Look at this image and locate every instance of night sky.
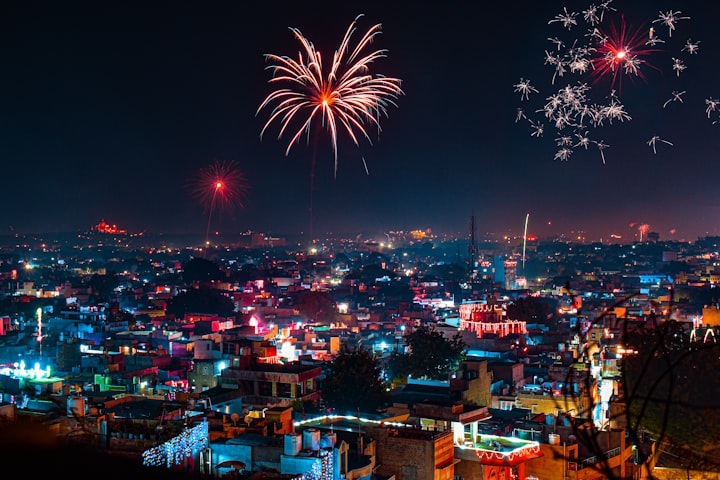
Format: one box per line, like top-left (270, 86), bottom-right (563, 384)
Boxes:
top-left (3, 0), bottom-right (719, 242)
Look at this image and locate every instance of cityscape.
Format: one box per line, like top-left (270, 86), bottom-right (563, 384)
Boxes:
top-left (0, 220), bottom-right (718, 480)
top-left (3, 0), bottom-right (720, 479)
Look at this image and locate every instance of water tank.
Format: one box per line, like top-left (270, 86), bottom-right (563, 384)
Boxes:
top-left (284, 432), bottom-right (302, 456)
top-left (67, 396), bottom-right (86, 417)
top-left (548, 433), bottom-right (560, 445)
top-left (320, 432), bottom-right (336, 448)
top-left (303, 428), bottom-right (321, 451)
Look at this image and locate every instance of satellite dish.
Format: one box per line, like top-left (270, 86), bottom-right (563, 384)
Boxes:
top-left (230, 413), bottom-right (240, 426)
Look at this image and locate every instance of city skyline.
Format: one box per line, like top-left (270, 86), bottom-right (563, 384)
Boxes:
top-left (3, 0), bottom-right (720, 242)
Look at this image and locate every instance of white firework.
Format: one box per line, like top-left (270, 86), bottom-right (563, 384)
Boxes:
top-left (647, 135), bottom-right (673, 154)
top-left (671, 57), bottom-right (686, 76)
top-left (653, 10), bottom-right (690, 38)
top-left (549, 7), bottom-right (579, 30)
top-left (514, 78), bottom-right (539, 101)
top-left (706, 98), bottom-right (720, 118)
top-left (600, 99), bottom-right (631, 124)
top-left (574, 131), bottom-right (591, 149)
top-left (554, 147), bottom-right (573, 161)
top-left (514, 1), bottom-right (695, 164)
top-left (529, 119), bottom-right (544, 137)
top-left (556, 135), bottom-right (573, 146)
top-left (594, 140), bottom-right (610, 164)
top-left (662, 91), bottom-right (685, 108)
top-left (682, 38), bottom-right (700, 54)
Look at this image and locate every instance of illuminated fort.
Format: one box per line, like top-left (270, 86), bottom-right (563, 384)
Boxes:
top-left (458, 302), bottom-right (527, 338)
top-left (92, 219), bottom-right (127, 234)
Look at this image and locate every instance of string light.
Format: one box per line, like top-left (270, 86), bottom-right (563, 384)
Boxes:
top-left (142, 420), bottom-right (208, 468)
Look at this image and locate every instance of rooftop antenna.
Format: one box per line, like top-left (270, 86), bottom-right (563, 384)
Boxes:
top-left (522, 213), bottom-right (530, 272)
top-left (468, 212), bottom-right (477, 282)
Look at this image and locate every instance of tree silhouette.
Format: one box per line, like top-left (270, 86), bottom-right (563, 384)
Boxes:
top-left (388, 323), bottom-right (466, 382)
top-left (181, 257), bottom-right (226, 285)
top-left (165, 288), bottom-right (234, 319)
top-left (506, 296), bottom-right (556, 328)
top-left (321, 343), bottom-right (389, 415)
top-left (555, 292), bottom-right (720, 479)
top-left (293, 290), bottom-right (337, 324)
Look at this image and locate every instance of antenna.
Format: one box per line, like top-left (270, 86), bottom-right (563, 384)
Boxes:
top-left (522, 213), bottom-right (530, 272)
top-left (468, 212), bottom-right (477, 282)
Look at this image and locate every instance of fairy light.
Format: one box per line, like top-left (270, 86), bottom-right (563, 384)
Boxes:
top-left (142, 420), bottom-right (208, 468)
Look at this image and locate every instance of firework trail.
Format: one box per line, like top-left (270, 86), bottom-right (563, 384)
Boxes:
top-left (189, 160), bottom-right (249, 246)
top-left (257, 14), bottom-right (404, 177)
top-left (514, 1), bottom-right (699, 164)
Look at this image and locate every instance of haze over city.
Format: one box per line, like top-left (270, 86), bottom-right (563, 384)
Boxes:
top-left (3, 0), bottom-right (720, 242)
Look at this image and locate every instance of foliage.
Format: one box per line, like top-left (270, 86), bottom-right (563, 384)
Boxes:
top-left (181, 257), bottom-right (226, 285)
top-left (321, 343), bottom-right (389, 415)
top-left (622, 320), bottom-right (720, 470)
top-left (389, 323), bottom-right (466, 381)
top-left (293, 290), bottom-right (338, 324)
top-left (506, 296), bottom-right (556, 328)
top-left (355, 263), bottom-right (395, 285)
top-left (87, 272), bottom-right (119, 301)
top-left (426, 262), bottom-right (467, 284)
top-left (165, 287), bottom-right (234, 319)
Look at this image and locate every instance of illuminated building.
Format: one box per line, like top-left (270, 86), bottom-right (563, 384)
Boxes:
top-left (219, 360), bottom-right (322, 406)
top-left (459, 302), bottom-right (527, 339)
top-left (92, 219), bottom-right (127, 234)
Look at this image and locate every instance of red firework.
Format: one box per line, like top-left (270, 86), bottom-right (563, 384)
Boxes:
top-left (189, 160), bottom-right (249, 243)
top-left (589, 15), bottom-right (663, 92)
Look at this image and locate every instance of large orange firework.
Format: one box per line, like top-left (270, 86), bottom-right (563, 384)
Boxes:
top-left (257, 14), bottom-right (404, 177)
top-left (189, 160), bottom-right (249, 244)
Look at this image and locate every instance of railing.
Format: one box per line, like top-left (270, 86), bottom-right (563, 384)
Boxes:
top-left (579, 447), bottom-right (621, 469)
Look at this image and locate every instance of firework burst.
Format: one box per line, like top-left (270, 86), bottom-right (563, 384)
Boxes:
top-left (588, 15), bottom-right (663, 91)
top-left (257, 14), bottom-right (404, 177)
top-left (189, 160), bottom-right (249, 244)
top-left (514, 2), bottom-right (698, 164)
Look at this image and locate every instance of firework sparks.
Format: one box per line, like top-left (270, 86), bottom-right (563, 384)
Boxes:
top-left (653, 10), bottom-right (690, 38)
top-left (514, 2), bottom-right (697, 164)
top-left (514, 78), bottom-right (538, 101)
top-left (647, 135), bottom-right (673, 154)
top-left (189, 160), bottom-right (249, 244)
top-left (682, 38), bottom-right (700, 54)
top-left (257, 14), bottom-right (404, 177)
top-left (662, 90), bottom-right (685, 108)
top-left (705, 98), bottom-right (719, 118)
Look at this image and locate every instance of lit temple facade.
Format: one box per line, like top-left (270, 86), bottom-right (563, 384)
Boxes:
top-left (459, 302), bottom-right (527, 338)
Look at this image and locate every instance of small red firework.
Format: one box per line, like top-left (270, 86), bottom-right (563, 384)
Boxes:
top-left (589, 15), bottom-right (662, 92)
top-left (189, 160), bottom-right (249, 242)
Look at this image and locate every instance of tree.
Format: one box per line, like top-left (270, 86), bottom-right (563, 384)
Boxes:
top-left (165, 288), bottom-right (235, 319)
top-left (293, 290), bottom-right (337, 324)
top-left (87, 272), bottom-right (119, 301)
top-left (389, 324), bottom-right (466, 381)
top-left (623, 320), bottom-right (720, 470)
top-left (321, 343), bottom-right (389, 415)
top-left (181, 257), bottom-right (226, 285)
top-left (506, 296), bottom-right (557, 329)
